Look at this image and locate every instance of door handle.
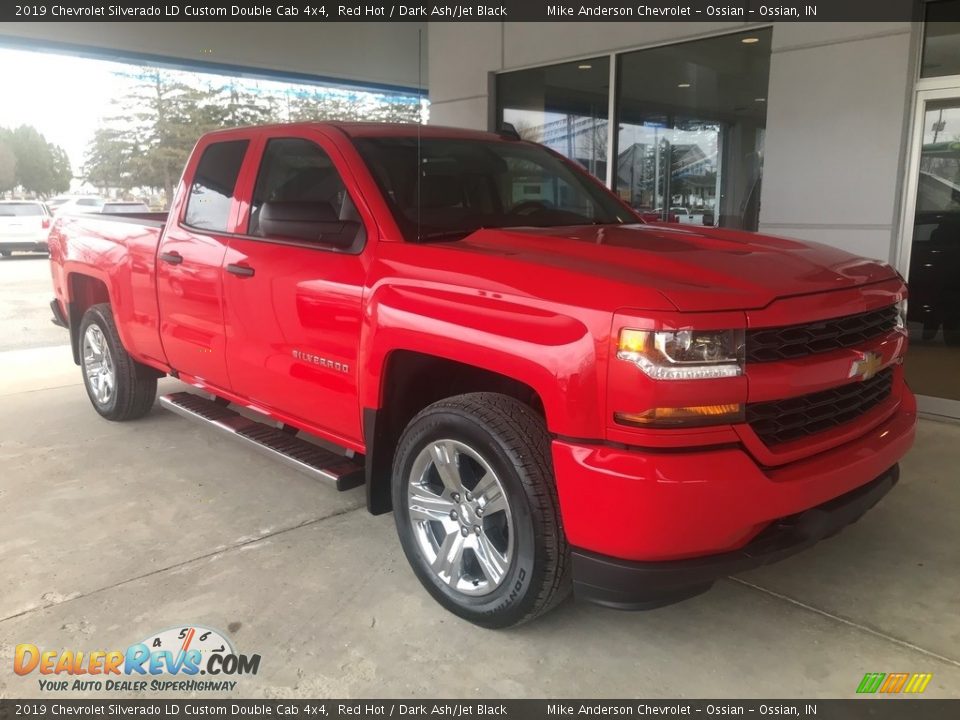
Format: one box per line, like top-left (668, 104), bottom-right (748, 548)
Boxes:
top-left (159, 251), bottom-right (183, 265)
top-left (226, 263), bottom-right (255, 278)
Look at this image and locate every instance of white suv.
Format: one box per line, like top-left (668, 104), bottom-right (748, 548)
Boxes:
top-left (53, 196), bottom-right (105, 216)
top-left (0, 201), bottom-right (52, 256)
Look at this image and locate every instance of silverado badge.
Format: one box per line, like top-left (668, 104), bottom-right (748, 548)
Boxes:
top-left (292, 349), bottom-right (349, 374)
top-left (849, 350), bottom-right (884, 381)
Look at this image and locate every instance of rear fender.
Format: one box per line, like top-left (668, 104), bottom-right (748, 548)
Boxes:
top-left (55, 215), bottom-right (168, 372)
top-left (66, 270), bottom-right (111, 363)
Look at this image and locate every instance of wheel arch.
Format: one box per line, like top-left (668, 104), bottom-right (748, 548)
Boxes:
top-left (363, 350), bottom-right (548, 515)
top-left (67, 273), bottom-right (111, 364)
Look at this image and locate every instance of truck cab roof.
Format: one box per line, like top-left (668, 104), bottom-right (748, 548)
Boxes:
top-left (200, 121), bottom-right (512, 143)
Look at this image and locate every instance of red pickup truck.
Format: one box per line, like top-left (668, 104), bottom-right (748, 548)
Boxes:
top-left (48, 123), bottom-right (916, 628)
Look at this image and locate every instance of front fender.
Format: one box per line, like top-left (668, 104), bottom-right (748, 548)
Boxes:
top-left (360, 282), bottom-right (609, 438)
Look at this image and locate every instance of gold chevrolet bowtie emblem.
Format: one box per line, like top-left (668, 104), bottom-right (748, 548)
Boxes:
top-left (849, 351), bottom-right (884, 381)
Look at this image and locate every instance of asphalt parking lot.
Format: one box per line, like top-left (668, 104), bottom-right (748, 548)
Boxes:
top-left (1, 254), bottom-right (959, 699)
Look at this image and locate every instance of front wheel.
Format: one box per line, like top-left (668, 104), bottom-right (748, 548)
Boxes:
top-left (392, 393), bottom-right (570, 628)
top-left (79, 303), bottom-right (158, 421)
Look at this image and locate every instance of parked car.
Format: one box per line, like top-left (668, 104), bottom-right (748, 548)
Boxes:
top-left (100, 201), bottom-right (151, 215)
top-left (54, 196), bottom-right (105, 216)
top-left (0, 200), bottom-right (52, 256)
top-left (48, 122), bottom-right (916, 627)
top-left (47, 196), bottom-right (73, 213)
top-left (667, 206), bottom-right (711, 225)
top-left (637, 207), bottom-right (679, 223)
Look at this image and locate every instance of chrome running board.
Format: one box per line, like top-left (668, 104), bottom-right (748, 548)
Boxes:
top-left (159, 392), bottom-right (364, 491)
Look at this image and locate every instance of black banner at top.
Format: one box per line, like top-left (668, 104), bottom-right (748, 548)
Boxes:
top-left (0, 0), bottom-right (937, 23)
top-left (0, 700), bottom-right (959, 720)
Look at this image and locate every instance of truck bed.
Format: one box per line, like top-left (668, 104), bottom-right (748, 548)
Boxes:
top-left (95, 211), bottom-right (168, 226)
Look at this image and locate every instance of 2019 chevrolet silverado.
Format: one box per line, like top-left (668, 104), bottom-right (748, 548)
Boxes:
top-left (48, 123), bottom-right (916, 627)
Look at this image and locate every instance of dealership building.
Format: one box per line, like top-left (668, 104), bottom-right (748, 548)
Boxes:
top-left (428, 10), bottom-right (960, 419)
top-left (2, 8), bottom-right (959, 419)
top-left (3, 0), bottom-right (960, 697)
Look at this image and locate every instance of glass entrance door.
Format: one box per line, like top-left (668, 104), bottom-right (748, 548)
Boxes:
top-left (900, 92), bottom-right (960, 417)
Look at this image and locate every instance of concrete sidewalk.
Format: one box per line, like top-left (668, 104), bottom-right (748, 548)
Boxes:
top-left (1, 347), bottom-right (958, 698)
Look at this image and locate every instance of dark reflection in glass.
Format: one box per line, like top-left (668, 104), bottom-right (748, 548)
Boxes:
top-left (496, 57), bottom-right (610, 182)
top-left (616, 29), bottom-right (770, 230)
top-left (905, 99), bottom-right (960, 402)
top-left (922, 1), bottom-right (960, 78)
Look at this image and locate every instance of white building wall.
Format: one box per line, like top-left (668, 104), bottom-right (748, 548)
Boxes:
top-left (759, 23), bottom-right (914, 263)
top-left (428, 21), bottom-right (917, 263)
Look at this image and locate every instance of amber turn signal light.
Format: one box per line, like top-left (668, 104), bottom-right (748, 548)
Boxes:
top-left (614, 404), bottom-right (744, 428)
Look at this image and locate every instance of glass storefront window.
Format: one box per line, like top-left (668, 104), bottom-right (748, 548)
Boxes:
top-left (922, 0), bottom-right (960, 78)
top-left (616, 29), bottom-right (771, 229)
top-left (903, 98), bottom-right (960, 403)
top-left (496, 57), bottom-right (610, 181)
top-left (494, 32), bottom-right (771, 230)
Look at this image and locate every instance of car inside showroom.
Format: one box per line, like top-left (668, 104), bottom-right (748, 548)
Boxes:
top-left (0, 1), bottom-right (957, 715)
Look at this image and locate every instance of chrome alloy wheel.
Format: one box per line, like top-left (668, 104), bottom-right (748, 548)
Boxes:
top-left (83, 325), bottom-right (115, 406)
top-left (407, 439), bottom-right (514, 596)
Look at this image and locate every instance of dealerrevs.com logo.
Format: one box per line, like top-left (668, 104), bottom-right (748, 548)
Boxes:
top-left (14, 625), bottom-right (260, 693)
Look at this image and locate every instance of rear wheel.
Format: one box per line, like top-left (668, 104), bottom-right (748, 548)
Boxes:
top-left (79, 304), bottom-right (158, 421)
top-left (392, 392), bottom-right (570, 628)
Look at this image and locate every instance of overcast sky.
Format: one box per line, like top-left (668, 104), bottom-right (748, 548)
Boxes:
top-left (0, 48), bottom-right (132, 174)
top-left (0, 47), bottom-right (423, 190)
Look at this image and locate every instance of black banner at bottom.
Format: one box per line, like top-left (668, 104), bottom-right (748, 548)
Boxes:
top-left (0, 700), bottom-right (958, 720)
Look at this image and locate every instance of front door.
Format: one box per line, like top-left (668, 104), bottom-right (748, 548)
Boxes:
top-left (157, 137), bottom-right (250, 391)
top-left (899, 90), bottom-right (960, 418)
top-left (222, 134), bottom-right (369, 446)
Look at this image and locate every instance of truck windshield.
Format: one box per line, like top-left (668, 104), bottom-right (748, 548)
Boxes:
top-left (353, 136), bottom-right (634, 241)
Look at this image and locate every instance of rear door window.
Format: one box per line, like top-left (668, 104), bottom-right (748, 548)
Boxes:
top-left (184, 140), bottom-right (249, 232)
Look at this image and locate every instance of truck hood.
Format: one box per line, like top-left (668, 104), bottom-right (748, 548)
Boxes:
top-left (449, 223), bottom-right (898, 311)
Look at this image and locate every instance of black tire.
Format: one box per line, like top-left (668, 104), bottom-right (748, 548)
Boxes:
top-left (392, 392), bottom-right (570, 628)
top-left (78, 303), bottom-right (158, 421)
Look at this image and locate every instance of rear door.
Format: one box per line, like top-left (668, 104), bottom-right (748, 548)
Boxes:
top-left (156, 135), bottom-right (250, 391)
top-left (222, 132), bottom-right (371, 446)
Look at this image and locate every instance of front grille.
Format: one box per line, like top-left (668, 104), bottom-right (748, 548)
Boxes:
top-left (746, 305), bottom-right (899, 363)
top-left (746, 368), bottom-right (894, 446)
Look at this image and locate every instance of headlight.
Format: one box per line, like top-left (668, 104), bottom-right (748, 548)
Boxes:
top-left (617, 328), bottom-right (744, 380)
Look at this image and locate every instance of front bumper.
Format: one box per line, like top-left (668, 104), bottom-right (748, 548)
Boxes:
top-left (572, 464), bottom-right (898, 609)
top-left (552, 388), bottom-right (916, 609)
